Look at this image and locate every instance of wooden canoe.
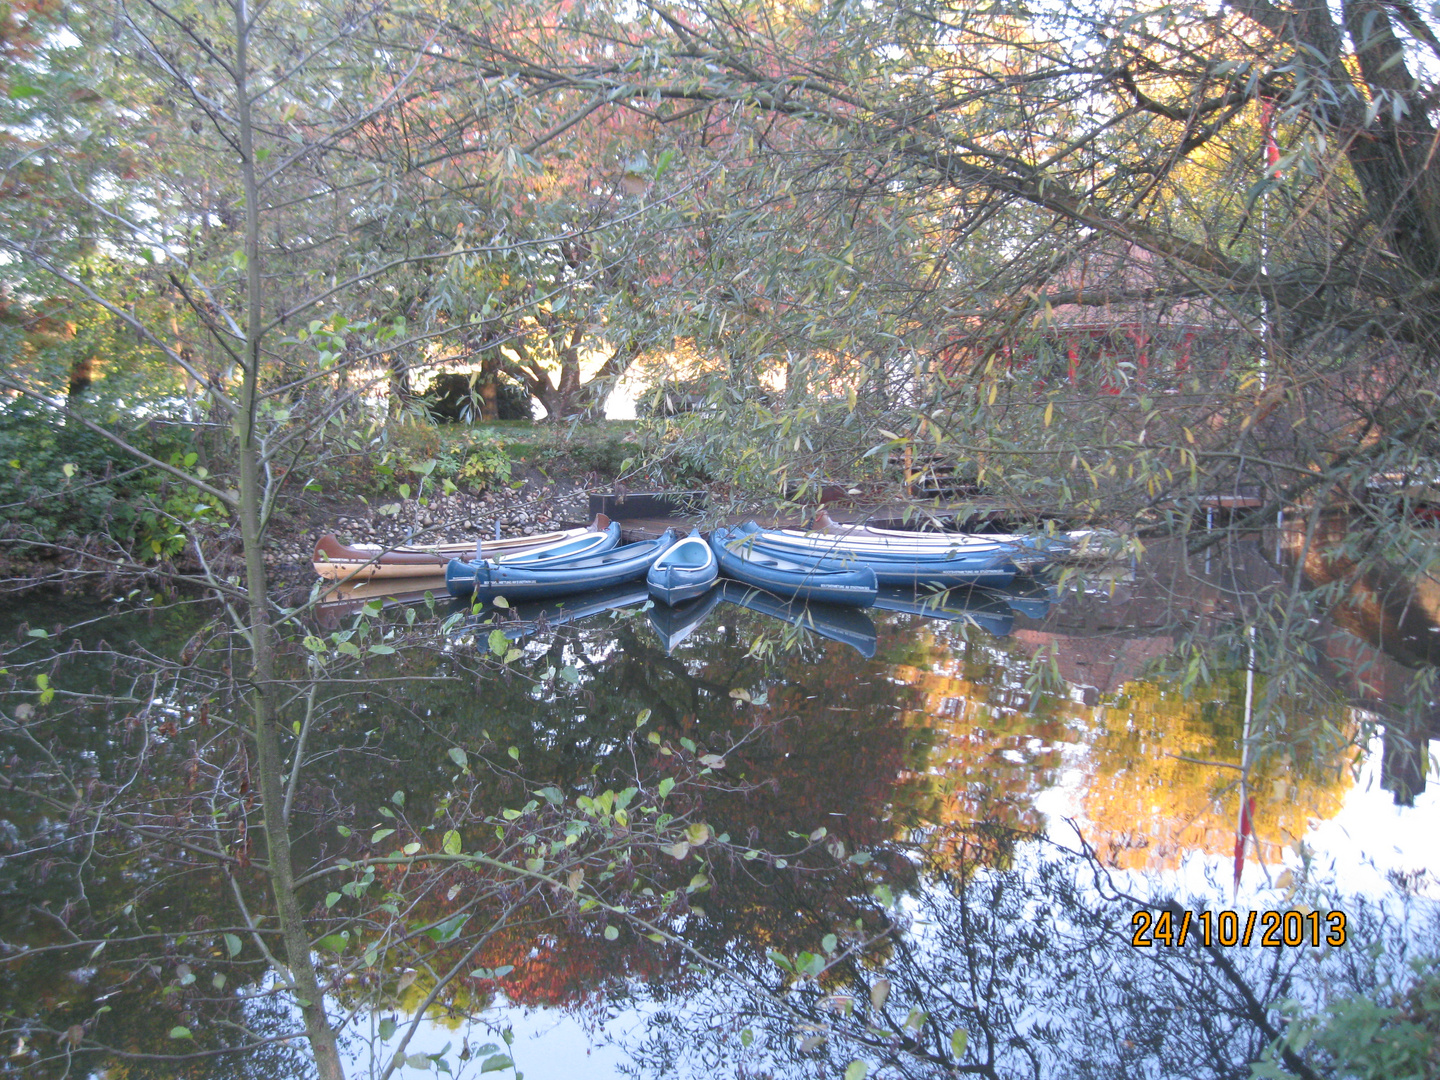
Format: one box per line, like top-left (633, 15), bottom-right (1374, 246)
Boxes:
top-left (312, 515), bottom-right (610, 581)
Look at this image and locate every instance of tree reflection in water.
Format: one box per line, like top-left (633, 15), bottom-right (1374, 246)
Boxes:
top-left (621, 833), bottom-right (1438, 1080)
top-left (2, 565), bottom-right (1435, 1079)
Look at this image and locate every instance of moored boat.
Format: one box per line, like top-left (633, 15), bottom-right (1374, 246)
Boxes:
top-left (646, 530), bottom-right (719, 605)
top-left (313, 515), bottom-right (611, 581)
top-left (710, 527), bottom-right (878, 607)
top-left (811, 509), bottom-right (1071, 569)
top-left (446, 530), bottom-right (678, 600)
top-left (733, 521), bottom-right (1018, 588)
top-left (488, 520), bottom-right (621, 566)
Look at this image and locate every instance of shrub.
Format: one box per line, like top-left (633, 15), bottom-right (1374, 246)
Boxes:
top-left (0, 405), bottom-right (176, 544)
top-left (423, 373), bottom-right (534, 423)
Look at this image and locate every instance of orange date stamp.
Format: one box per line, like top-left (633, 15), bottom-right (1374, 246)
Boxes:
top-left (1130, 909), bottom-right (1347, 948)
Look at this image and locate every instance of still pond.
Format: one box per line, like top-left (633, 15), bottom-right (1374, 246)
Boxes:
top-left (1, 530), bottom-right (1436, 1079)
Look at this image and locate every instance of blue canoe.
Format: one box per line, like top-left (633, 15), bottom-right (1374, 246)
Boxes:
top-left (647, 531), bottom-right (719, 605)
top-left (809, 510), bottom-right (1071, 571)
top-left (446, 530), bottom-right (677, 600)
top-left (710, 527), bottom-right (877, 607)
top-left (733, 521), bottom-right (1017, 588)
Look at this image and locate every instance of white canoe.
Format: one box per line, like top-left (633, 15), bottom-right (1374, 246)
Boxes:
top-left (312, 515), bottom-right (610, 581)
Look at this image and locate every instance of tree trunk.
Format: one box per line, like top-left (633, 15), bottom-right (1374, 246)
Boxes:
top-left (234, 5), bottom-right (346, 1076)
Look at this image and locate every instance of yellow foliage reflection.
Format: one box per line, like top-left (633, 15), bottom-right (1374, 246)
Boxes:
top-left (882, 618), bottom-right (1355, 874)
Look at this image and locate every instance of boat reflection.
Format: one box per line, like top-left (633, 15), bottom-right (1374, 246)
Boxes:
top-left (489, 583), bottom-right (653, 640)
top-left (453, 574), bottom-right (1064, 658)
top-left (717, 580), bottom-right (879, 658)
top-left (313, 575), bottom-right (452, 628)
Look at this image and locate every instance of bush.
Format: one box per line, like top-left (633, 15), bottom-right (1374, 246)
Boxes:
top-left (423, 373), bottom-right (534, 423)
top-left (0, 405), bottom-right (177, 543)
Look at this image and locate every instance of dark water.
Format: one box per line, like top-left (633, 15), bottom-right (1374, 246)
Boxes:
top-left (1, 534), bottom-right (1436, 1079)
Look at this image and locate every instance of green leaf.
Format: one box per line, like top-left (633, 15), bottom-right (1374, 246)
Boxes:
top-left (366, 643), bottom-right (396, 655)
top-left (378, 1017), bottom-right (397, 1041)
top-left (822, 933), bottom-right (838, 954)
top-left (480, 1055), bottom-right (513, 1073)
top-left (443, 829), bottom-right (462, 855)
top-left (447, 747), bottom-right (469, 770)
top-left (317, 932), bottom-right (349, 951)
top-left (426, 912), bottom-right (469, 943)
top-left (371, 828), bottom-right (395, 844)
top-left (224, 933), bottom-right (242, 958)
top-left (507, 746), bottom-right (520, 761)
top-left (488, 629), bottom-right (509, 657)
top-left (657, 777), bottom-right (675, 798)
top-left (325, 892), bottom-right (342, 908)
top-left (950, 1028), bottom-right (968, 1057)
top-left (169, 1026), bottom-right (193, 1040)
top-left (534, 786), bottom-right (564, 805)
top-left (844, 1062), bottom-right (868, 1080)
top-left (604, 925), bottom-right (619, 941)
top-left (559, 665), bottom-right (580, 684)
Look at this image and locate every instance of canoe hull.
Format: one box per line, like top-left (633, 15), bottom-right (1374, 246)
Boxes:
top-left (710, 528), bottom-right (878, 607)
top-left (646, 533), bottom-right (719, 605)
top-left (446, 531), bottom-right (677, 599)
top-left (734, 522), bottom-right (1018, 588)
top-left (812, 509), bottom-right (1071, 570)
